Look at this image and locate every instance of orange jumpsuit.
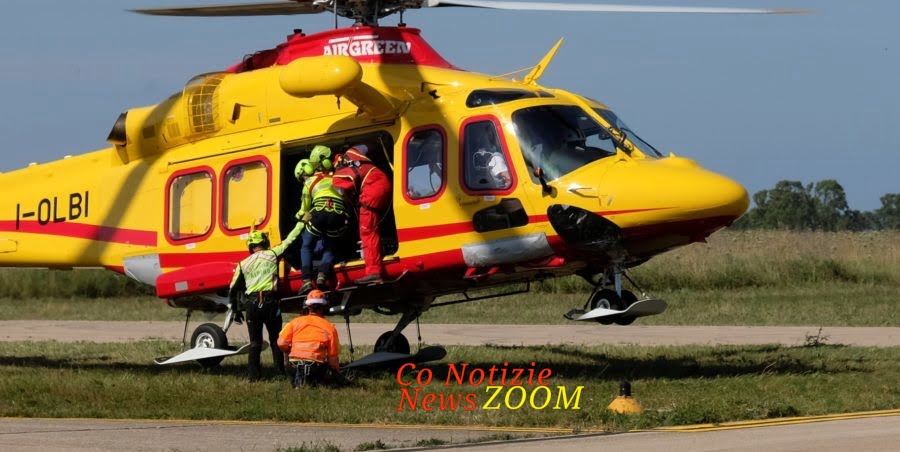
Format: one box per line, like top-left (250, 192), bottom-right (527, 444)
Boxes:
top-left (277, 314), bottom-right (340, 370)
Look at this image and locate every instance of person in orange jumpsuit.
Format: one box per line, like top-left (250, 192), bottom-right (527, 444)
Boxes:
top-left (277, 290), bottom-right (341, 387)
top-left (332, 145), bottom-right (392, 284)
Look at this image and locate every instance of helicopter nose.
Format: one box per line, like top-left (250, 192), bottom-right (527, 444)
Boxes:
top-left (691, 171), bottom-right (750, 221)
top-left (721, 176), bottom-right (750, 219)
top-left (567, 158), bottom-right (750, 227)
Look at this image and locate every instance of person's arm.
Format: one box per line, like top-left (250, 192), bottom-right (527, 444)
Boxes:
top-left (229, 262), bottom-right (243, 290)
top-left (228, 263), bottom-right (246, 319)
top-left (271, 222), bottom-right (304, 257)
top-left (296, 180), bottom-right (312, 221)
top-left (276, 321), bottom-right (293, 353)
top-left (328, 324), bottom-right (341, 371)
top-left (489, 154), bottom-right (511, 188)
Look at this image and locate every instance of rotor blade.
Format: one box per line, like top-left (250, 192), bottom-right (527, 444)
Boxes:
top-left (132, 1), bottom-right (326, 17)
top-left (425, 0), bottom-right (810, 14)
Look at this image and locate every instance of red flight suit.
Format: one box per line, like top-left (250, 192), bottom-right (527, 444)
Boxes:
top-left (333, 147), bottom-right (391, 277)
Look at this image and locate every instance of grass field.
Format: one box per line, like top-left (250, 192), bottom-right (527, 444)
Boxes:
top-left (1, 340), bottom-right (898, 431)
top-left (0, 231), bottom-right (896, 325)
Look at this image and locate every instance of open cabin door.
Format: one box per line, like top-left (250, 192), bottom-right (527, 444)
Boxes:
top-left (279, 131), bottom-right (398, 275)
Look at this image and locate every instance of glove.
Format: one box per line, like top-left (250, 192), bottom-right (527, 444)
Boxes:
top-left (229, 303), bottom-right (244, 325)
top-left (302, 212), bottom-right (312, 222)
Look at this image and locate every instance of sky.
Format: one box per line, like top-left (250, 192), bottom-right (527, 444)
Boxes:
top-left (0, 0), bottom-right (896, 211)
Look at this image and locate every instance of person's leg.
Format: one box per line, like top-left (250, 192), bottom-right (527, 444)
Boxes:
top-left (300, 229), bottom-right (316, 280)
top-left (319, 235), bottom-right (336, 281)
top-left (292, 363), bottom-right (303, 388)
top-left (299, 229), bottom-right (319, 293)
top-left (263, 299), bottom-right (285, 375)
top-left (315, 211), bottom-right (347, 284)
top-left (245, 297), bottom-right (264, 380)
top-left (358, 206), bottom-right (383, 278)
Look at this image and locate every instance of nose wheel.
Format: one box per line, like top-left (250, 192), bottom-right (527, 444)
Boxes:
top-left (588, 289), bottom-right (638, 325)
top-left (565, 266), bottom-right (662, 324)
top-left (190, 323), bottom-right (229, 367)
top-left (374, 331), bottom-right (410, 354)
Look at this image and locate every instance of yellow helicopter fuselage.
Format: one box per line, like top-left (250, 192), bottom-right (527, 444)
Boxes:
top-left (0, 25), bottom-right (748, 311)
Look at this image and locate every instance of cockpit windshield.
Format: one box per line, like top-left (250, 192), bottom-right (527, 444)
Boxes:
top-left (592, 108), bottom-right (663, 159)
top-left (511, 105), bottom-right (661, 182)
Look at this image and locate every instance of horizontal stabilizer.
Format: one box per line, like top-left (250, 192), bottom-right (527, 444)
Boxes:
top-left (155, 343), bottom-right (251, 365)
top-left (575, 298), bottom-right (667, 321)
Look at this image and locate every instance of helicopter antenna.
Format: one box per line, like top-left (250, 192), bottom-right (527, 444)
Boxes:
top-left (524, 38), bottom-right (563, 85)
top-left (399, 9), bottom-right (405, 26)
top-left (333, 0), bottom-right (338, 28)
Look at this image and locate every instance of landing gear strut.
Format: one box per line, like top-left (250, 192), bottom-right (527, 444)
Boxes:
top-left (343, 307), bottom-right (447, 370)
top-left (179, 308), bottom-right (232, 367)
top-left (374, 309), bottom-right (419, 354)
top-left (566, 266), bottom-right (662, 325)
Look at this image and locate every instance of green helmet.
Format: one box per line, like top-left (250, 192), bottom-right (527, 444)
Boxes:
top-left (294, 158), bottom-right (314, 180)
top-left (309, 145), bottom-right (333, 171)
top-left (247, 230), bottom-right (269, 247)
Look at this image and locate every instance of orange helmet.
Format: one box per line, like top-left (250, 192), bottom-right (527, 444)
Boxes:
top-left (305, 290), bottom-right (326, 306)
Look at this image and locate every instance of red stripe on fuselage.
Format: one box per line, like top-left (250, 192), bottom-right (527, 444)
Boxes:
top-left (0, 220), bottom-right (157, 247)
top-left (158, 251), bottom-right (248, 268)
top-left (396, 207), bottom-right (669, 242)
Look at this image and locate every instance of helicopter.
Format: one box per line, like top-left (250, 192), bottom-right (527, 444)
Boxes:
top-left (0, 0), bottom-right (799, 366)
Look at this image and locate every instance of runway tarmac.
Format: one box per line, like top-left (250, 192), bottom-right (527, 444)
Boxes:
top-left (2, 321), bottom-right (899, 347)
top-left (1, 412), bottom-right (898, 451)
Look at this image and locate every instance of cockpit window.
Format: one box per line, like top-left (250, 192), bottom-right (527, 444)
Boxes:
top-left (511, 105), bottom-right (618, 183)
top-left (462, 120), bottom-right (513, 192)
top-left (592, 108), bottom-right (663, 158)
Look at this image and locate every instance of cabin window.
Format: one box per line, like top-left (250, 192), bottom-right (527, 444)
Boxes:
top-left (167, 169), bottom-right (214, 242)
top-left (462, 120), bottom-right (513, 193)
top-left (404, 127), bottom-right (446, 203)
top-left (222, 159), bottom-right (270, 233)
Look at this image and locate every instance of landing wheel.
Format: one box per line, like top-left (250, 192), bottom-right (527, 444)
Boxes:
top-left (614, 290), bottom-right (639, 326)
top-left (589, 289), bottom-right (625, 325)
top-left (190, 323), bottom-right (228, 368)
top-left (374, 331), bottom-right (410, 354)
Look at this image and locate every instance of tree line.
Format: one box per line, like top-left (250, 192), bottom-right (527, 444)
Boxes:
top-left (732, 180), bottom-right (899, 231)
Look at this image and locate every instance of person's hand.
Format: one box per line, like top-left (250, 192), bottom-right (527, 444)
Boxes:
top-left (302, 212), bottom-right (312, 222)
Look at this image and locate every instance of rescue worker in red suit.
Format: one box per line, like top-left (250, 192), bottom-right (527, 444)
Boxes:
top-left (333, 145), bottom-right (392, 284)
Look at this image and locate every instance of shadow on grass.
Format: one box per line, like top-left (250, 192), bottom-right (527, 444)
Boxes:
top-left (342, 343), bottom-right (859, 383)
top-left (0, 342), bottom-right (860, 383)
top-left (0, 355), bottom-right (252, 378)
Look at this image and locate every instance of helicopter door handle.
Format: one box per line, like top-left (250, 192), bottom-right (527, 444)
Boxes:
top-left (567, 186), bottom-right (599, 198)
